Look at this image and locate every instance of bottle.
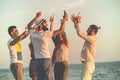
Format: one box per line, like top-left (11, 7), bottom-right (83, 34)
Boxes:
top-left (50, 13), bottom-right (54, 22)
top-left (64, 10), bottom-right (68, 21)
top-left (78, 12), bottom-right (80, 16)
top-left (25, 27), bottom-right (28, 31)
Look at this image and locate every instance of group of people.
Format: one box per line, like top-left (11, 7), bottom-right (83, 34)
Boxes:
top-left (7, 11), bottom-right (100, 80)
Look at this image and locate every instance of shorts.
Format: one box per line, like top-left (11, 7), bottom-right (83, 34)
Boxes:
top-left (10, 63), bottom-right (24, 80)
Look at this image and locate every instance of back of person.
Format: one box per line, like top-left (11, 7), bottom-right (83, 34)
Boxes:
top-left (29, 29), bottom-right (54, 80)
top-left (30, 29), bottom-right (53, 59)
top-left (52, 32), bottom-right (69, 80)
top-left (55, 42), bottom-right (69, 63)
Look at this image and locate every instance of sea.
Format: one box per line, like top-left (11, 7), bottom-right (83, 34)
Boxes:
top-left (0, 61), bottom-right (120, 80)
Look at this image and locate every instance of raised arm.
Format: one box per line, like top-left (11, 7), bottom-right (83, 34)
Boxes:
top-left (10, 31), bottom-right (29, 45)
top-left (27, 12), bottom-right (42, 30)
top-left (71, 14), bottom-right (91, 42)
top-left (50, 16), bottom-right (54, 31)
top-left (53, 12), bottom-right (68, 36)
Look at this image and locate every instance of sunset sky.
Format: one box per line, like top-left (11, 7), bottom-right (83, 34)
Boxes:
top-left (0, 0), bottom-right (120, 69)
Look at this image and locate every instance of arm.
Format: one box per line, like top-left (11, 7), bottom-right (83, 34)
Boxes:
top-left (71, 14), bottom-right (92, 42)
top-left (53, 13), bottom-right (68, 36)
top-left (65, 40), bottom-right (69, 48)
top-left (75, 15), bottom-right (90, 41)
top-left (75, 24), bottom-right (94, 43)
top-left (74, 23), bottom-right (88, 40)
top-left (10, 31), bottom-right (29, 45)
top-left (50, 16), bottom-right (54, 31)
top-left (27, 12), bottom-right (42, 30)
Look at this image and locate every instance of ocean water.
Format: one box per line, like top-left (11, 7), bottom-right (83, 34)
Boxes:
top-left (0, 61), bottom-right (120, 80)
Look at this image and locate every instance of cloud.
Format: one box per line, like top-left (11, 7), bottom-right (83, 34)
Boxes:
top-left (65, 0), bottom-right (86, 10)
top-left (45, 0), bottom-right (86, 13)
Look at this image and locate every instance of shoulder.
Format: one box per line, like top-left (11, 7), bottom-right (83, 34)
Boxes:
top-left (8, 38), bottom-right (13, 44)
top-left (87, 35), bottom-right (97, 42)
top-left (7, 38), bottom-right (13, 47)
top-left (89, 36), bottom-right (97, 40)
top-left (29, 29), bottom-right (34, 33)
top-left (45, 31), bottom-right (53, 34)
top-left (44, 31), bottom-right (53, 37)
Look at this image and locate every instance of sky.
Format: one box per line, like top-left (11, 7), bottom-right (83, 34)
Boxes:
top-left (0, 0), bottom-right (120, 69)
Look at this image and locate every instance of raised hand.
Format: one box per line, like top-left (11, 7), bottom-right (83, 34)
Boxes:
top-left (24, 30), bottom-right (29, 36)
top-left (35, 12), bottom-right (42, 20)
top-left (50, 15), bottom-right (54, 31)
top-left (71, 14), bottom-right (76, 24)
top-left (63, 12), bottom-right (68, 21)
top-left (76, 15), bottom-right (81, 23)
top-left (49, 16), bottom-right (54, 22)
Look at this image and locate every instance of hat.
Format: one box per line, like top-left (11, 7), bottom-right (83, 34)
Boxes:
top-left (35, 19), bottom-right (46, 26)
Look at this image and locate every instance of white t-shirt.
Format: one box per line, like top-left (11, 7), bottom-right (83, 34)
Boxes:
top-left (7, 39), bottom-right (23, 63)
top-left (30, 29), bottom-right (53, 59)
